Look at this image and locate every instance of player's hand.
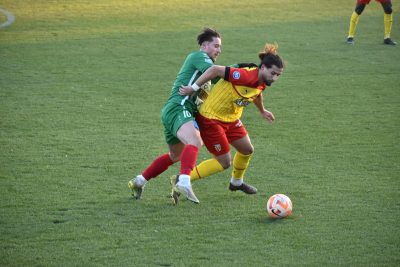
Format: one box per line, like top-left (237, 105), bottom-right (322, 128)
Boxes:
top-left (179, 85), bottom-right (195, 96)
top-left (261, 109), bottom-right (275, 123)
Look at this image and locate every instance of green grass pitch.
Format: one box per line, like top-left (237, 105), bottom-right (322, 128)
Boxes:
top-left (1, 0), bottom-right (399, 266)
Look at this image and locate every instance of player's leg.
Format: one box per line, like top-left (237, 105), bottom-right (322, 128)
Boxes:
top-left (171, 116), bottom-right (233, 204)
top-left (190, 114), bottom-right (231, 182)
top-left (381, 0), bottom-right (397, 45)
top-left (129, 143), bottom-right (182, 199)
top-left (171, 154), bottom-right (226, 203)
top-left (190, 157), bottom-right (226, 181)
top-left (141, 143), bottom-right (182, 181)
top-left (229, 135), bottom-right (257, 194)
top-left (129, 102), bottom-right (186, 200)
top-left (227, 120), bottom-right (257, 194)
top-left (173, 119), bottom-right (202, 203)
top-left (347, 1), bottom-right (368, 44)
top-left (162, 105), bottom-right (201, 204)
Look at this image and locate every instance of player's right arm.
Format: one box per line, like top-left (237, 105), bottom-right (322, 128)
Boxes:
top-left (179, 65), bottom-right (226, 95)
top-left (253, 93), bottom-right (275, 123)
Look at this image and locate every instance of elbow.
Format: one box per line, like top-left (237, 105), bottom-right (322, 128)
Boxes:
top-left (209, 65), bottom-right (226, 79)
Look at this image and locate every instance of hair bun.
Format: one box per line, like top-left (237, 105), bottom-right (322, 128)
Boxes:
top-left (264, 42), bottom-right (278, 55)
top-left (258, 42), bottom-right (278, 60)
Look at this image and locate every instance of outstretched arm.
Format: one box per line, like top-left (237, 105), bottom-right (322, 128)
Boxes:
top-left (253, 93), bottom-right (275, 123)
top-left (179, 65), bottom-right (226, 95)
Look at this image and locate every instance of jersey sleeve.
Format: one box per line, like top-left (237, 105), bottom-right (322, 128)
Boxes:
top-left (224, 67), bottom-right (258, 86)
top-left (190, 52), bottom-right (214, 73)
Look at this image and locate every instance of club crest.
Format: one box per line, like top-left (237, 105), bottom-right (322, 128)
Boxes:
top-left (214, 144), bottom-right (221, 152)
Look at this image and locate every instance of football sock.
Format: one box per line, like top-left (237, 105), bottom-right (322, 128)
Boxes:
top-left (232, 151), bottom-right (252, 180)
top-left (230, 177), bottom-right (243, 186)
top-left (135, 175), bottom-right (147, 186)
top-left (142, 153), bottom-right (174, 180)
top-left (190, 158), bottom-right (224, 182)
top-left (177, 174), bottom-right (191, 186)
top-left (384, 13), bottom-right (393, 39)
top-left (348, 11), bottom-right (360, 38)
top-left (180, 144), bottom-right (199, 176)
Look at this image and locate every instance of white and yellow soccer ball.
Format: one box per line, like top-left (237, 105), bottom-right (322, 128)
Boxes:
top-left (267, 194), bottom-right (293, 219)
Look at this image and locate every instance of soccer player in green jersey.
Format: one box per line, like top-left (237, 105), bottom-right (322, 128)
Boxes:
top-left (128, 27), bottom-right (222, 203)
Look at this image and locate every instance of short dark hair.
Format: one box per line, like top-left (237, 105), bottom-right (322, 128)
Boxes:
top-left (197, 27), bottom-right (221, 45)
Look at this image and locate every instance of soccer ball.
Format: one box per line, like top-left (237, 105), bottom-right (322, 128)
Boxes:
top-left (267, 194), bottom-right (292, 219)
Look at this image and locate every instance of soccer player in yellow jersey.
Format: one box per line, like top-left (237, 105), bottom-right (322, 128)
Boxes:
top-left (347, 0), bottom-right (396, 45)
top-left (171, 43), bottom-right (284, 204)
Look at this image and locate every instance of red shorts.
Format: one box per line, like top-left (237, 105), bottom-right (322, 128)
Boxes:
top-left (196, 114), bottom-right (247, 156)
top-left (357, 0), bottom-right (390, 4)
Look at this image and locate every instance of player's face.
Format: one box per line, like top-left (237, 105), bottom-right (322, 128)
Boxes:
top-left (202, 37), bottom-right (222, 62)
top-left (260, 64), bottom-right (283, 86)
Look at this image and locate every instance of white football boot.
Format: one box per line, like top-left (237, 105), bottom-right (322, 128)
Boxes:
top-left (128, 175), bottom-right (146, 199)
top-left (174, 174), bottom-right (199, 204)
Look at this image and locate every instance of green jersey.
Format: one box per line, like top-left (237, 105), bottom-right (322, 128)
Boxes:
top-left (166, 50), bottom-right (214, 112)
top-left (160, 50), bottom-right (214, 144)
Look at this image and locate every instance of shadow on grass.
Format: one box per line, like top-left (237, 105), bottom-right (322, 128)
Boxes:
top-left (256, 214), bottom-right (303, 224)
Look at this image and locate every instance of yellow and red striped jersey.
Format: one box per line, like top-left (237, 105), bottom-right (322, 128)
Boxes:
top-left (199, 66), bottom-right (266, 122)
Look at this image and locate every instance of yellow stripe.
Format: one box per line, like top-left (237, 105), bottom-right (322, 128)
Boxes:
top-left (200, 80), bottom-right (261, 122)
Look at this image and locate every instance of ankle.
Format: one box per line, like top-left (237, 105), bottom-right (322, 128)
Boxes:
top-left (230, 178), bottom-right (243, 186)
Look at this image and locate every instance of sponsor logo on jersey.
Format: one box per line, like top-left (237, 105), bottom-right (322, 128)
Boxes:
top-left (234, 98), bottom-right (250, 106)
top-left (233, 71), bottom-right (240, 79)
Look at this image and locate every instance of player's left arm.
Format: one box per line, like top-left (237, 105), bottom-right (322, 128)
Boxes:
top-left (253, 93), bottom-right (275, 123)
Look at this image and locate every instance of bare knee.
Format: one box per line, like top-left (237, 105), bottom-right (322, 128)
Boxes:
top-left (168, 143), bottom-right (184, 162)
top-left (189, 138), bottom-right (203, 148)
top-left (239, 145), bottom-right (254, 156)
top-left (216, 154), bottom-right (232, 169)
top-left (168, 152), bottom-right (180, 163)
top-left (219, 159), bottom-right (231, 169)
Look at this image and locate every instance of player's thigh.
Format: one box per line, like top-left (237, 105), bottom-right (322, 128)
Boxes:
top-left (176, 120), bottom-right (202, 147)
top-left (161, 103), bottom-right (197, 145)
top-left (197, 115), bottom-right (230, 156)
top-left (231, 135), bottom-right (254, 155)
top-left (226, 120), bottom-right (252, 154)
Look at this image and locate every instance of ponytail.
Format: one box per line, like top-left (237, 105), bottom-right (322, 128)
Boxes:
top-left (258, 42), bottom-right (283, 68)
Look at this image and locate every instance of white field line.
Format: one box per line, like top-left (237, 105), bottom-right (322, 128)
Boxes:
top-left (0, 8), bottom-right (15, 29)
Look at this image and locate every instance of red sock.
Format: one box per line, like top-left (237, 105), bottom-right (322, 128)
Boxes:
top-left (180, 144), bottom-right (199, 175)
top-left (142, 153), bottom-right (174, 180)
